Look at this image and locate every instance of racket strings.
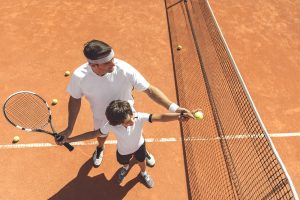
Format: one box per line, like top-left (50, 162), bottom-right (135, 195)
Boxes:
top-left (4, 93), bottom-right (50, 129)
top-left (8, 101), bottom-right (47, 128)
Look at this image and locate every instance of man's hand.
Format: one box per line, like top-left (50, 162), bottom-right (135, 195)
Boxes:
top-left (176, 107), bottom-right (191, 121)
top-left (176, 107), bottom-right (190, 113)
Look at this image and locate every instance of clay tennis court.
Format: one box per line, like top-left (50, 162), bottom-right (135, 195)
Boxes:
top-left (0, 0), bottom-right (299, 199)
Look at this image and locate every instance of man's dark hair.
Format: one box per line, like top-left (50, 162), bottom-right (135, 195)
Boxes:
top-left (105, 100), bottom-right (133, 126)
top-left (83, 40), bottom-right (112, 60)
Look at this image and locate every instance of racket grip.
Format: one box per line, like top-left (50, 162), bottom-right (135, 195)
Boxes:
top-left (63, 142), bottom-right (74, 151)
top-left (55, 135), bottom-right (74, 151)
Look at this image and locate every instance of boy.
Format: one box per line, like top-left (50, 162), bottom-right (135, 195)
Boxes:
top-left (66, 100), bottom-right (198, 188)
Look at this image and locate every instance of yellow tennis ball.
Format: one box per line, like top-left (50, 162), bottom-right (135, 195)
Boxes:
top-left (177, 45), bottom-right (182, 50)
top-left (64, 71), bottom-right (71, 77)
top-left (52, 99), bottom-right (58, 105)
top-left (194, 111), bottom-right (204, 120)
top-left (13, 136), bottom-right (20, 143)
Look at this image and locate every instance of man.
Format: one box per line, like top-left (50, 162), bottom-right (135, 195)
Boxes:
top-left (58, 40), bottom-right (189, 168)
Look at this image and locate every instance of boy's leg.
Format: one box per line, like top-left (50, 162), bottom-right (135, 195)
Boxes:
top-left (138, 161), bottom-right (146, 173)
top-left (92, 135), bottom-right (107, 167)
top-left (135, 143), bottom-right (154, 188)
top-left (116, 151), bottom-right (132, 183)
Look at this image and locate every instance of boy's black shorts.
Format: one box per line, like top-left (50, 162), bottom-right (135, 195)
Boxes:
top-left (116, 142), bottom-right (146, 165)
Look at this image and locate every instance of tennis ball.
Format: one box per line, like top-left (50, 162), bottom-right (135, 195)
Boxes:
top-left (194, 111), bottom-right (204, 120)
top-left (13, 136), bottom-right (20, 143)
top-left (176, 45), bottom-right (182, 50)
top-left (64, 71), bottom-right (71, 77)
top-left (52, 99), bottom-right (58, 105)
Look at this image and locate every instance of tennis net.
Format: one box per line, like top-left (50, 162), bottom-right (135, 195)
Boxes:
top-left (164, 0), bottom-right (298, 199)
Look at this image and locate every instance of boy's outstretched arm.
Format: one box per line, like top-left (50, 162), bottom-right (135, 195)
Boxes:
top-left (66, 129), bottom-right (106, 143)
top-left (151, 111), bottom-right (193, 122)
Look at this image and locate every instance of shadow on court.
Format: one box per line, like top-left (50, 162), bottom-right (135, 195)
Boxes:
top-left (48, 158), bottom-right (140, 200)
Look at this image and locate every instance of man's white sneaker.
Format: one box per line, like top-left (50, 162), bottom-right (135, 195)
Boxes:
top-left (93, 147), bottom-right (104, 168)
top-left (146, 152), bottom-right (155, 167)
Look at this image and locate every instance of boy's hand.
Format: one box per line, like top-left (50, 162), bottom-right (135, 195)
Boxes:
top-left (55, 128), bottom-right (72, 145)
top-left (176, 107), bottom-right (191, 122)
top-left (179, 111), bottom-right (195, 121)
top-left (179, 108), bottom-right (203, 121)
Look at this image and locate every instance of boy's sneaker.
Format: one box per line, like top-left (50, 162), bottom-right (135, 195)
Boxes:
top-left (93, 147), bottom-right (104, 168)
top-left (118, 167), bottom-right (129, 183)
top-left (140, 173), bottom-right (154, 188)
top-left (146, 152), bottom-right (155, 167)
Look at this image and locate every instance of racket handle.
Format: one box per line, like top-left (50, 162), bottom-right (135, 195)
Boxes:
top-left (55, 135), bottom-right (74, 152)
top-left (63, 142), bottom-right (74, 151)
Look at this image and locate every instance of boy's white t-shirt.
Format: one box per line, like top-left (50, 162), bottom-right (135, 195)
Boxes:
top-left (100, 112), bottom-right (150, 155)
top-left (67, 58), bottom-right (150, 129)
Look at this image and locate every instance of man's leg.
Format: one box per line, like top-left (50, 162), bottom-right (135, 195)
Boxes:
top-left (92, 136), bottom-right (107, 167)
top-left (145, 142), bottom-right (156, 167)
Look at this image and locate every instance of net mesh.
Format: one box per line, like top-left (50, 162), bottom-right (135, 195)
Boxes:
top-left (3, 92), bottom-right (50, 129)
top-left (165, 0), bottom-right (297, 199)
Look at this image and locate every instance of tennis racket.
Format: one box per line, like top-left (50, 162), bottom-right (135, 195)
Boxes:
top-left (3, 91), bottom-right (74, 151)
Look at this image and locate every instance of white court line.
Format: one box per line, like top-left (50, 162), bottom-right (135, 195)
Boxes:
top-left (0, 132), bottom-right (299, 149)
top-left (269, 132), bottom-right (300, 137)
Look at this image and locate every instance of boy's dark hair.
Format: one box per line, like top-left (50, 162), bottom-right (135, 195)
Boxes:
top-left (83, 40), bottom-right (112, 60)
top-left (105, 100), bottom-right (133, 126)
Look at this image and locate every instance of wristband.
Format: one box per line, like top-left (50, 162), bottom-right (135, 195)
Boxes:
top-left (168, 103), bottom-right (179, 112)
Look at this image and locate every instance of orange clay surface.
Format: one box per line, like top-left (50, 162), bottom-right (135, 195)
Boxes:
top-left (0, 0), bottom-right (299, 199)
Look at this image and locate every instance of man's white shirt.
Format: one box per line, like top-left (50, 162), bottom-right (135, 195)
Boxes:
top-left (67, 58), bottom-right (150, 129)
